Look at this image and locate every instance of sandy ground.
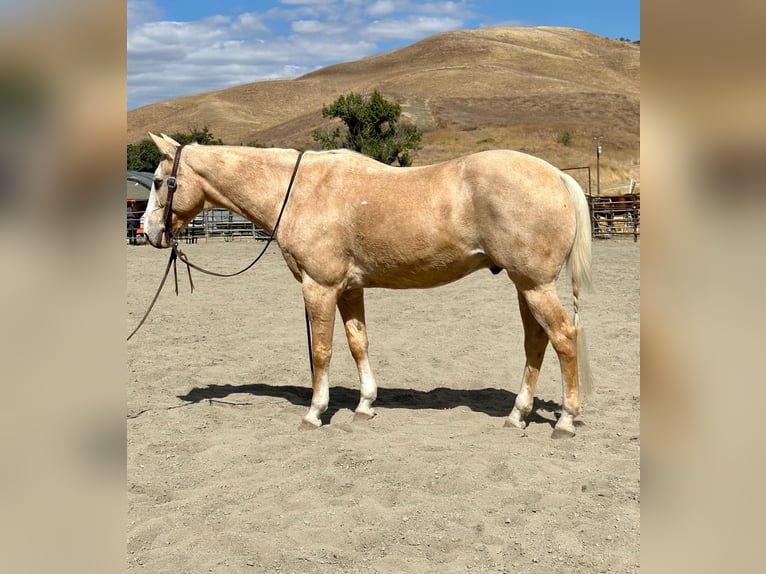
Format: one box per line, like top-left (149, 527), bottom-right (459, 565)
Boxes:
top-left (127, 237), bottom-right (639, 573)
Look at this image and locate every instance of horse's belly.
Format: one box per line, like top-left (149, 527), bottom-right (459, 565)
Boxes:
top-left (356, 249), bottom-right (492, 289)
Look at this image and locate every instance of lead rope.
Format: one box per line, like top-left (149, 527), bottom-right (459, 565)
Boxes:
top-left (126, 249), bottom-right (178, 341)
top-left (127, 151), bottom-right (305, 341)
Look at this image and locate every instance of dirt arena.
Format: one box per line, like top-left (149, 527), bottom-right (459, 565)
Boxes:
top-left (127, 237), bottom-right (639, 573)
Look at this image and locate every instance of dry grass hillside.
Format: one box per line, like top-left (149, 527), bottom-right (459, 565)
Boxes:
top-left (127, 26), bottom-right (639, 191)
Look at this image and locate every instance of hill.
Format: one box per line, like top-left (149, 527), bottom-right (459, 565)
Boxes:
top-left (127, 26), bottom-right (639, 189)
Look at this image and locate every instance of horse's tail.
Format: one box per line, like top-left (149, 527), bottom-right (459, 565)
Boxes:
top-left (560, 171), bottom-right (593, 398)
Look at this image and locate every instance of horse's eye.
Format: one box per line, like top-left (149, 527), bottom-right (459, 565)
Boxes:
top-left (153, 178), bottom-right (163, 189)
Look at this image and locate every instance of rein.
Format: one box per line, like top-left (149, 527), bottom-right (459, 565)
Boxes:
top-left (127, 149), bottom-right (305, 342)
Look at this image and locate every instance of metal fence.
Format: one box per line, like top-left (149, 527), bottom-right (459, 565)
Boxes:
top-left (183, 209), bottom-right (270, 242)
top-left (130, 208), bottom-right (270, 243)
top-left (589, 193), bottom-right (640, 241)
top-left (561, 167), bottom-right (640, 241)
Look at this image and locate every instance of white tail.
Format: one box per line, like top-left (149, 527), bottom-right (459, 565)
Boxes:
top-left (560, 172), bottom-right (593, 398)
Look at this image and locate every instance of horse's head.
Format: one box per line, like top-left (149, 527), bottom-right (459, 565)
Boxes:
top-left (144, 133), bottom-right (205, 248)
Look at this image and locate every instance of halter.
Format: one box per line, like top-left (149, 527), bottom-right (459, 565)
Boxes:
top-left (163, 144), bottom-right (186, 246)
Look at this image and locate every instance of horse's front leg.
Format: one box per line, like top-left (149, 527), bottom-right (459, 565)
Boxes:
top-left (338, 288), bottom-right (377, 422)
top-left (299, 278), bottom-right (338, 430)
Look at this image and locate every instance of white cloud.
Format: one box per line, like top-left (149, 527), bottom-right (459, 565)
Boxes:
top-left (366, 0), bottom-right (471, 19)
top-left (128, 13), bottom-right (380, 108)
top-left (291, 19), bottom-right (348, 34)
top-left (367, 0), bottom-right (398, 17)
top-left (233, 13), bottom-right (268, 34)
top-left (419, 1), bottom-right (465, 16)
top-left (127, 0), bottom-right (470, 109)
top-left (279, 0), bottom-right (338, 4)
top-left (127, 0), bottom-right (163, 29)
top-left (365, 15), bottom-right (462, 40)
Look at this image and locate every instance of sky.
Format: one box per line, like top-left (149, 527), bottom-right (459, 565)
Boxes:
top-left (127, 0), bottom-right (640, 110)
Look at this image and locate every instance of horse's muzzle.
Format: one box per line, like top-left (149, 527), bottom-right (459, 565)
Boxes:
top-left (144, 227), bottom-right (170, 249)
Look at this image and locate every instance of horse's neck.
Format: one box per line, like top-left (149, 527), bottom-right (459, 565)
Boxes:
top-left (195, 147), bottom-right (298, 232)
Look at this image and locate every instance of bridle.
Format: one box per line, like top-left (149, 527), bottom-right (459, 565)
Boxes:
top-left (162, 144), bottom-right (186, 247)
top-left (127, 148), bottom-right (307, 345)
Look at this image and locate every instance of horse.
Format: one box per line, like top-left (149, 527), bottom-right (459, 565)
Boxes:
top-left (143, 133), bottom-right (593, 438)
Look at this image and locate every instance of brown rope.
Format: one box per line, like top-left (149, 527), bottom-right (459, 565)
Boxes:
top-left (126, 248), bottom-right (178, 341)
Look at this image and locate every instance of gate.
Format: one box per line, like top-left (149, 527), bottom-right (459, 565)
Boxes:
top-left (561, 167), bottom-right (640, 241)
top-left (588, 194), bottom-right (640, 241)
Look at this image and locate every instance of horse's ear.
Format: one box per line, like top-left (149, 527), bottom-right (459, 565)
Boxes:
top-left (160, 133), bottom-right (182, 146)
top-left (149, 132), bottom-right (177, 159)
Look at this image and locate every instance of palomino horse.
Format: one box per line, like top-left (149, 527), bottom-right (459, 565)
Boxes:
top-left (143, 133), bottom-right (593, 438)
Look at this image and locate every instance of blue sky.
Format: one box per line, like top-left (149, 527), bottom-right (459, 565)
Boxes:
top-left (128, 0), bottom-right (640, 110)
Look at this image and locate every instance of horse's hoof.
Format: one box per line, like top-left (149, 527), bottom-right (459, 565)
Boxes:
top-left (551, 427), bottom-right (575, 439)
top-left (352, 410), bottom-right (376, 423)
top-left (298, 418), bottom-right (321, 431)
top-left (504, 413), bottom-right (526, 429)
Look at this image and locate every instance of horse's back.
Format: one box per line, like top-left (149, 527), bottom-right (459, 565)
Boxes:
top-left (282, 149), bottom-right (578, 288)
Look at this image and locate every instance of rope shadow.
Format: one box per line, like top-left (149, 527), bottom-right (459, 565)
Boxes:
top-left (177, 383), bottom-right (562, 427)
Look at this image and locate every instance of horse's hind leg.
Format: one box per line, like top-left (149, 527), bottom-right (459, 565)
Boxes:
top-left (518, 284), bottom-right (581, 438)
top-left (505, 292), bottom-right (549, 430)
top-left (299, 278), bottom-right (338, 430)
top-left (338, 288), bottom-right (377, 421)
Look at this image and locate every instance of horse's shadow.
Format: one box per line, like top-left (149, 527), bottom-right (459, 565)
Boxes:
top-left (177, 382), bottom-right (563, 427)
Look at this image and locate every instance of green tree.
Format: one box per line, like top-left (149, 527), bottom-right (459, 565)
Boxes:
top-left (127, 126), bottom-right (223, 171)
top-left (312, 90), bottom-right (422, 166)
top-left (169, 126), bottom-right (223, 146)
top-left (127, 138), bottom-right (162, 171)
